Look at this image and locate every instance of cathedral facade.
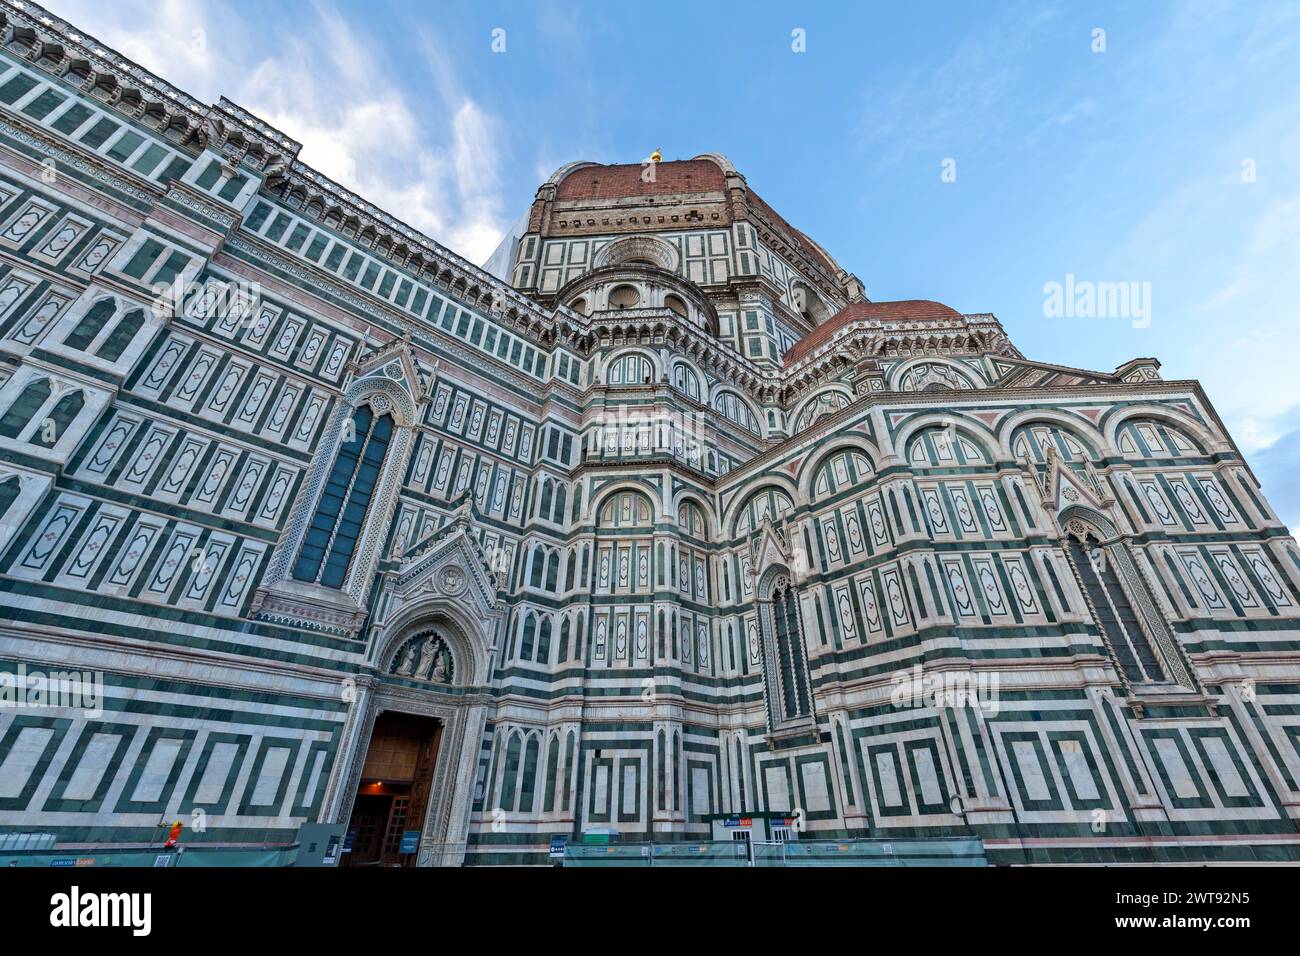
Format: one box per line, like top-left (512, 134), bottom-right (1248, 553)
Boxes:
top-left (2, 3), bottom-right (1300, 867)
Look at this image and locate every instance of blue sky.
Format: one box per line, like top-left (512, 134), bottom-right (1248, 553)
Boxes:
top-left (52, 0), bottom-right (1300, 530)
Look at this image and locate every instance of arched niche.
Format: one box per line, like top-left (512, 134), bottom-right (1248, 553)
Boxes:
top-left (593, 235), bottom-right (680, 273)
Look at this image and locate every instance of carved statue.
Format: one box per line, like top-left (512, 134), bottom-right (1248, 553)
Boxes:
top-left (414, 636), bottom-right (441, 680)
top-left (430, 655), bottom-right (447, 684)
top-left (395, 641), bottom-right (419, 676)
top-left (1039, 443), bottom-right (1061, 497)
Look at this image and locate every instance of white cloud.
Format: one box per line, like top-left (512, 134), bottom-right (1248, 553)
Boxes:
top-left (61, 0), bottom-right (225, 92)
top-left (1084, 7), bottom-right (1300, 463)
top-left (52, 0), bottom-right (508, 263)
top-left (1112, 123), bottom-right (1300, 453)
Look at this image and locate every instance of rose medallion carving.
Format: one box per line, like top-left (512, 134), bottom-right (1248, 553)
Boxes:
top-left (438, 565), bottom-right (467, 596)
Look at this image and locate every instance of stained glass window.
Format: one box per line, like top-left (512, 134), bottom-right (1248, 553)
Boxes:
top-left (1066, 533), bottom-right (1165, 683)
top-left (292, 404), bottom-right (393, 588)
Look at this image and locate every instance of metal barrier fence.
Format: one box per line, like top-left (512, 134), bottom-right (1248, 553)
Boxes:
top-left (0, 844), bottom-right (297, 867)
top-left (564, 837), bottom-right (987, 867)
top-left (0, 836), bottom-right (986, 867)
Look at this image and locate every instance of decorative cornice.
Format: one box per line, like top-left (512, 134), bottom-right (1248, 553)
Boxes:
top-left (721, 379), bottom-right (1219, 489)
top-left (159, 180), bottom-right (239, 230)
top-left (0, 109), bottom-right (157, 205)
top-left (1, 2), bottom-right (550, 338)
top-left (1, 2), bottom-right (298, 169)
top-left (250, 588), bottom-right (367, 638)
top-left (577, 307), bottom-right (770, 399)
top-left (781, 311), bottom-right (1018, 384)
top-left (268, 161), bottom-right (549, 324)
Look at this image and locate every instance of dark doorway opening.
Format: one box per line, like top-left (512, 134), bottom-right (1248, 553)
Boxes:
top-left (342, 711), bottom-right (443, 867)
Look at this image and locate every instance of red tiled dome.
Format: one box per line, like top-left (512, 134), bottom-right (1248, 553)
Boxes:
top-left (746, 189), bottom-right (838, 276)
top-left (783, 300), bottom-right (963, 366)
top-left (554, 159), bottom-right (726, 200)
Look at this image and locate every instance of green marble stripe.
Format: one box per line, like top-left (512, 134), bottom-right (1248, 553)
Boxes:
top-left (0, 663), bottom-right (350, 714)
top-left (112, 726), bottom-right (197, 814)
top-left (0, 127), bottom-right (155, 212)
top-left (112, 391), bottom-right (318, 464)
top-left (0, 715), bottom-right (72, 811)
top-left (52, 475), bottom-right (281, 543)
top-left (962, 706), bottom-right (999, 796)
top-left (1100, 693), bottom-right (1148, 796)
top-left (41, 720), bottom-right (138, 813)
top-left (946, 709), bottom-right (975, 796)
top-left (0, 579), bottom-right (366, 663)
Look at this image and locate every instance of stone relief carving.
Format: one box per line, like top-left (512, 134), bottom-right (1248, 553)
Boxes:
top-left (392, 632), bottom-right (454, 684)
top-left (437, 565), bottom-right (467, 597)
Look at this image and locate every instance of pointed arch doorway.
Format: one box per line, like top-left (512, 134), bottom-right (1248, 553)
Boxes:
top-left (327, 598), bottom-right (499, 868)
top-left (329, 611), bottom-right (494, 868)
top-left (322, 502), bottom-right (502, 866)
top-left (342, 709), bottom-right (445, 867)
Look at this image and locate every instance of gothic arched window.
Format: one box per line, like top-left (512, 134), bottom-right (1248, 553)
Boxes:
top-left (772, 581), bottom-right (811, 719)
top-left (500, 733), bottom-right (522, 810)
top-left (761, 573), bottom-right (813, 728)
top-left (536, 617), bottom-right (552, 663)
top-left (30, 389), bottom-right (83, 448)
top-left (291, 403), bottom-right (394, 588)
top-left (715, 391), bottom-right (760, 435)
top-left (64, 298), bottom-right (115, 351)
top-left (672, 362), bottom-right (701, 401)
top-left (0, 379), bottom-right (51, 439)
top-left (605, 352), bottom-right (654, 385)
top-left (657, 729), bottom-right (667, 811)
top-left (677, 500), bottom-right (709, 541)
top-left (0, 475), bottom-right (19, 521)
top-left (1064, 529), bottom-right (1166, 683)
top-left (544, 736), bottom-right (560, 813)
top-left (519, 736), bottom-right (540, 811)
top-left (97, 308), bottom-right (146, 362)
top-left (597, 489), bottom-right (652, 530)
top-left (520, 614), bottom-right (536, 659)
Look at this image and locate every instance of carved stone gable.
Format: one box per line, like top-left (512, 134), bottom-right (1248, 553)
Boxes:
top-left (749, 516), bottom-right (797, 585)
top-left (383, 505), bottom-right (499, 627)
top-left (350, 332), bottom-right (431, 407)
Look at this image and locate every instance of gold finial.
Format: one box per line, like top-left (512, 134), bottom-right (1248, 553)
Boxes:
top-left (650, 148), bottom-right (662, 163)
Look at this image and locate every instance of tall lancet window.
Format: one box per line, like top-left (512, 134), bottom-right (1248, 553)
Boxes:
top-left (764, 573), bottom-right (813, 725)
top-left (1065, 530), bottom-right (1165, 684)
top-left (292, 404), bottom-right (394, 589)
